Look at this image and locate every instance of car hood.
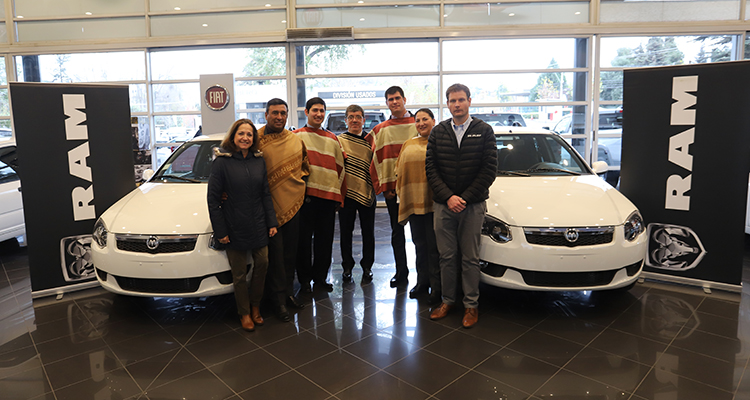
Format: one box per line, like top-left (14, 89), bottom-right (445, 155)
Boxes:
top-left (100, 182), bottom-right (211, 235)
top-left (486, 175), bottom-right (637, 227)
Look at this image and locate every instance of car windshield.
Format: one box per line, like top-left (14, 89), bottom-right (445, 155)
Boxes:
top-left (152, 140), bottom-right (221, 183)
top-left (495, 134), bottom-right (589, 176)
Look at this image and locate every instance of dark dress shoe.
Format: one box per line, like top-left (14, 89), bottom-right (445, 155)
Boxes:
top-left (462, 308), bottom-right (479, 328)
top-left (313, 282), bottom-right (334, 292)
top-left (409, 284), bottom-right (428, 299)
top-left (361, 269), bottom-right (373, 284)
top-left (427, 292), bottom-right (442, 305)
top-left (276, 304), bottom-right (290, 322)
top-left (286, 295), bottom-right (305, 309)
top-left (342, 269), bottom-right (353, 283)
top-left (430, 303), bottom-right (452, 320)
top-left (389, 273), bottom-right (407, 288)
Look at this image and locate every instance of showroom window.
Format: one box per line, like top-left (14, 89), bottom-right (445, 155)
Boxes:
top-left (0, 56), bottom-right (8, 131)
top-left (597, 34), bottom-right (737, 185)
top-left (600, 0), bottom-right (740, 23)
top-left (150, 45), bottom-right (287, 166)
top-left (294, 41), bottom-right (439, 128)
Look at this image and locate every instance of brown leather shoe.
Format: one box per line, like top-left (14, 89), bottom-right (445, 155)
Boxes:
top-left (251, 306), bottom-right (264, 326)
top-left (430, 303), bottom-right (453, 320)
top-left (240, 314), bottom-right (255, 332)
top-left (462, 308), bottom-right (478, 329)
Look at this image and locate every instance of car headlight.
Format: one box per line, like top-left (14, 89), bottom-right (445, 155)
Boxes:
top-left (623, 211), bottom-right (644, 242)
top-left (482, 215), bottom-right (512, 243)
top-left (92, 218), bottom-right (108, 248)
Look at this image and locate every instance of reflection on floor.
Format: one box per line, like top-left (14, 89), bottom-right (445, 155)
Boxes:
top-left (1, 210), bottom-right (749, 400)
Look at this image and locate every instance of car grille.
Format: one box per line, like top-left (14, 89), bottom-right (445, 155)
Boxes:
top-left (115, 234), bottom-right (198, 254)
top-left (522, 269), bottom-right (618, 287)
top-left (524, 227), bottom-right (614, 247)
top-left (111, 271), bottom-right (233, 294)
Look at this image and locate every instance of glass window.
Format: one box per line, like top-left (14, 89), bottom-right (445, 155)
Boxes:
top-left (298, 42), bottom-right (437, 75)
top-left (0, 88), bottom-right (8, 117)
top-left (14, 0), bottom-right (144, 18)
top-left (445, 2), bottom-right (588, 26)
top-left (600, 0), bottom-right (739, 23)
top-left (235, 80), bottom-right (287, 125)
top-left (442, 73), bottom-right (587, 103)
top-left (296, 6), bottom-right (439, 29)
top-left (150, 47), bottom-right (285, 80)
top-left (599, 35), bottom-right (734, 101)
top-left (150, 10), bottom-right (286, 37)
top-left (16, 18), bottom-right (146, 42)
top-left (154, 115), bottom-right (202, 144)
top-left (153, 83), bottom-right (200, 112)
top-left (300, 76), bottom-right (439, 111)
top-left (150, 0), bottom-right (285, 12)
top-left (0, 160), bottom-right (18, 184)
top-left (443, 38), bottom-right (587, 71)
top-left (14, 51), bottom-right (146, 83)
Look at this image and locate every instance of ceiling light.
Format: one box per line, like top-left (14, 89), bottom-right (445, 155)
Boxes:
top-left (17, 15), bottom-right (23, 18)
top-left (360, 18), bottom-right (365, 21)
top-left (265, 3), bottom-right (271, 6)
top-left (575, 11), bottom-right (581, 14)
top-left (358, 1), bottom-right (364, 3)
top-left (281, 20), bottom-right (287, 23)
top-left (174, 7), bottom-right (181, 10)
top-left (202, 23), bottom-right (208, 27)
top-left (85, 12), bottom-right (92, 15)
top-left (508, 13), bottom-right (515, 16)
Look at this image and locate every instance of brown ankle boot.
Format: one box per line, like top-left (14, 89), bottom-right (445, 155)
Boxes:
top-left (251, 306), bottom-right (264, 326)
top-left (240, 314), bottom-right (255, 332)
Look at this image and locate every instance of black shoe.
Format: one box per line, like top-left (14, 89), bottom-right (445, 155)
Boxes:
top-left (286, 295), bottom-right (305, 309)
top-left (342, 269), bottom-right (353, 283)
top-left (390, 274), bottom-right (408, 288)
top-left (409, 284), bottom-right (428, 299)
top-left (313, 282), bottom-right (334, 292)
top-left (361, 269), bottom-right (373, 284)
top-left (276, 304), bottom-right (290, 322)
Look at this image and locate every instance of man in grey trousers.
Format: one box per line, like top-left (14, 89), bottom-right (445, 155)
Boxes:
top-left (425, 83), bottom-right (497, 328)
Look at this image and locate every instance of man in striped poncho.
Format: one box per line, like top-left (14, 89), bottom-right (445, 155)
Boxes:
top-left (337, 104), bottom-right (376, 285)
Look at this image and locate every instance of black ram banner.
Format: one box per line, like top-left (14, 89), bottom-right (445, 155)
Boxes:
top-left (10, 83), bottom-right (135, 294)
top-left (620, 61), bottom-right (750, 287)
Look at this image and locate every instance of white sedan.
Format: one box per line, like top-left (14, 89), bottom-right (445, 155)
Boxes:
top-left (479, 127), bottom-right (646, 291)
top-left (91, 134), bottom-right (233, 297)
top-left (0, 141), bottom-right (24, 244)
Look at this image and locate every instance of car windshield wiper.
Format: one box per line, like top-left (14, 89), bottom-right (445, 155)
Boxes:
top-left (497, 170), bottom-right (530, 176)
top-left (523, 167), bottom-right (580, 175)
top-left (158, 174), bottom-right (201, 183)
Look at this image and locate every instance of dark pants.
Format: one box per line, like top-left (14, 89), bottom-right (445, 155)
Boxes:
top-left (226, 246), bottom-right (268, 316)
top-left (386, 196), bottom-right (408, 277)
top-left (409, 213), bottom-right (440, 293)
top-left (266, 211), bottom-right (300, 304)
top-left (338, 197), bottom-right (376, 273)
top-left (297, 196), bottom-right (337, 286)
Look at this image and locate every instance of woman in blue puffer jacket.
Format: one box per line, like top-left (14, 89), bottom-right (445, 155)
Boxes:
top-left (207, 119), bottom-right (278, 332)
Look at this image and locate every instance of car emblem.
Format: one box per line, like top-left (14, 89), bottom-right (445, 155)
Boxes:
top-left (146, 236), bottom-right (160, 250)
top-left (565, 228), bottom-right (579, 243)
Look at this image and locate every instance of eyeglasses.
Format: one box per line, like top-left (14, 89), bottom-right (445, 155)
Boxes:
top-left (346, 115), bottom-right (364, 121)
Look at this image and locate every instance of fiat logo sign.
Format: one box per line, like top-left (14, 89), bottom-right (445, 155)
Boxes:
top-left (205, 84), bottom-right (230, 111)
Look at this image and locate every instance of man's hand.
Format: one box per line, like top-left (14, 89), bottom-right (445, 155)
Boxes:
top-left (218, 236), bottom-right (230, 244)
top-left (269, 227), bottom-right (277, 237)
top-left (383, 190), bottom-right (396, 200)
top-left (447, 195), bottom-right (466, 213)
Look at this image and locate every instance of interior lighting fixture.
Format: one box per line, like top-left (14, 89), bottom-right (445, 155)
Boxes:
top-left (358, 1), bottom-right (364, 3)
top-left (575, 11), bottom-right (581, 14)
top-left (17, 15), bottom-right (23, 18)
top-left (202, 23), bottom-right (208, 27)
top-left (265, 3), bottom-right (271, 6)
top-left (360, 18), bottom-right (365, 21)
top-left (508, 13), bottom-right (515, 16)
top-left (281, 20), bottom-right (287, 23)
top-left (85, 12), bottom-right (92, 15)
top-left (174, 7), bottom-right (181, 10)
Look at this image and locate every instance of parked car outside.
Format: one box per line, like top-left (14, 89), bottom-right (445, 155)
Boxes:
top-left (323, 111), bottom-right (386, 135)
top-left (91, 134), bottom-right (233, 297)
top-left (0, 141), bottom-right (24, 244)
top-left (479, 127), bottom-right (646, 291)
top-left (473, 112), bottom-right (526, 127)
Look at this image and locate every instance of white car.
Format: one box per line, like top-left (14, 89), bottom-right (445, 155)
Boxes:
top-left (479, 127), bottom-right (646, 291)
top-left (0, 141), bottom-right (24, 244)
top-left (91, 134), bottom-right (233, 297)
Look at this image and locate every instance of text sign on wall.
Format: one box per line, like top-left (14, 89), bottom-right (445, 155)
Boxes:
top-left (10, 83), bottom-right (136, 293)
top-left (619, 61), bottom-right (750, 286)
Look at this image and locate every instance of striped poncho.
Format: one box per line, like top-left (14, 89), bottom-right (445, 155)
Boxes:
top-left (369, 113), bottom-right (418, 194)
top-left (293, 125), bottom-right (347, 206)
top-left (395, 135), bottom-right (433, 224)
top-left (257, 126), bottom-right (310, 227)
top-left (338, 131), bottom-right (375, 207)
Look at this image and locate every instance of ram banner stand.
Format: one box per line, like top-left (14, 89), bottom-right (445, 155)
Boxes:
top-left (620, 61), bottom-right (750, 290)
top-left (10, 83), bottom-right (136, 296)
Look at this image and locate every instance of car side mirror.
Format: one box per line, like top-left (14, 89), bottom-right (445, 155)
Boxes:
top-left (591, 161), bottom-right (608, 175)
top-left (142, 169), bottom-right (155, 181)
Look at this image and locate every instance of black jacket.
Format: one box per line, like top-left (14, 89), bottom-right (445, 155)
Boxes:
top-left (425, 118), bottom-right (497, 204)
top-left (207, 149), bottom-right (278, 250)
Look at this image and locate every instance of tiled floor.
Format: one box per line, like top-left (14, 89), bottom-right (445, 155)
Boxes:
top-left (1, 209), bottom-right (749, 400)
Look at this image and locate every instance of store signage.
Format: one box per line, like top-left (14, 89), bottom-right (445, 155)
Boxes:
top-left (10, 82), bottom-right (135, 294)
top-left (205, 84), bottom-right (230, 111)
top-left (620, 61), bottom-right (750, 287)
top-left (665, 76), bottom-right (697, 211)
